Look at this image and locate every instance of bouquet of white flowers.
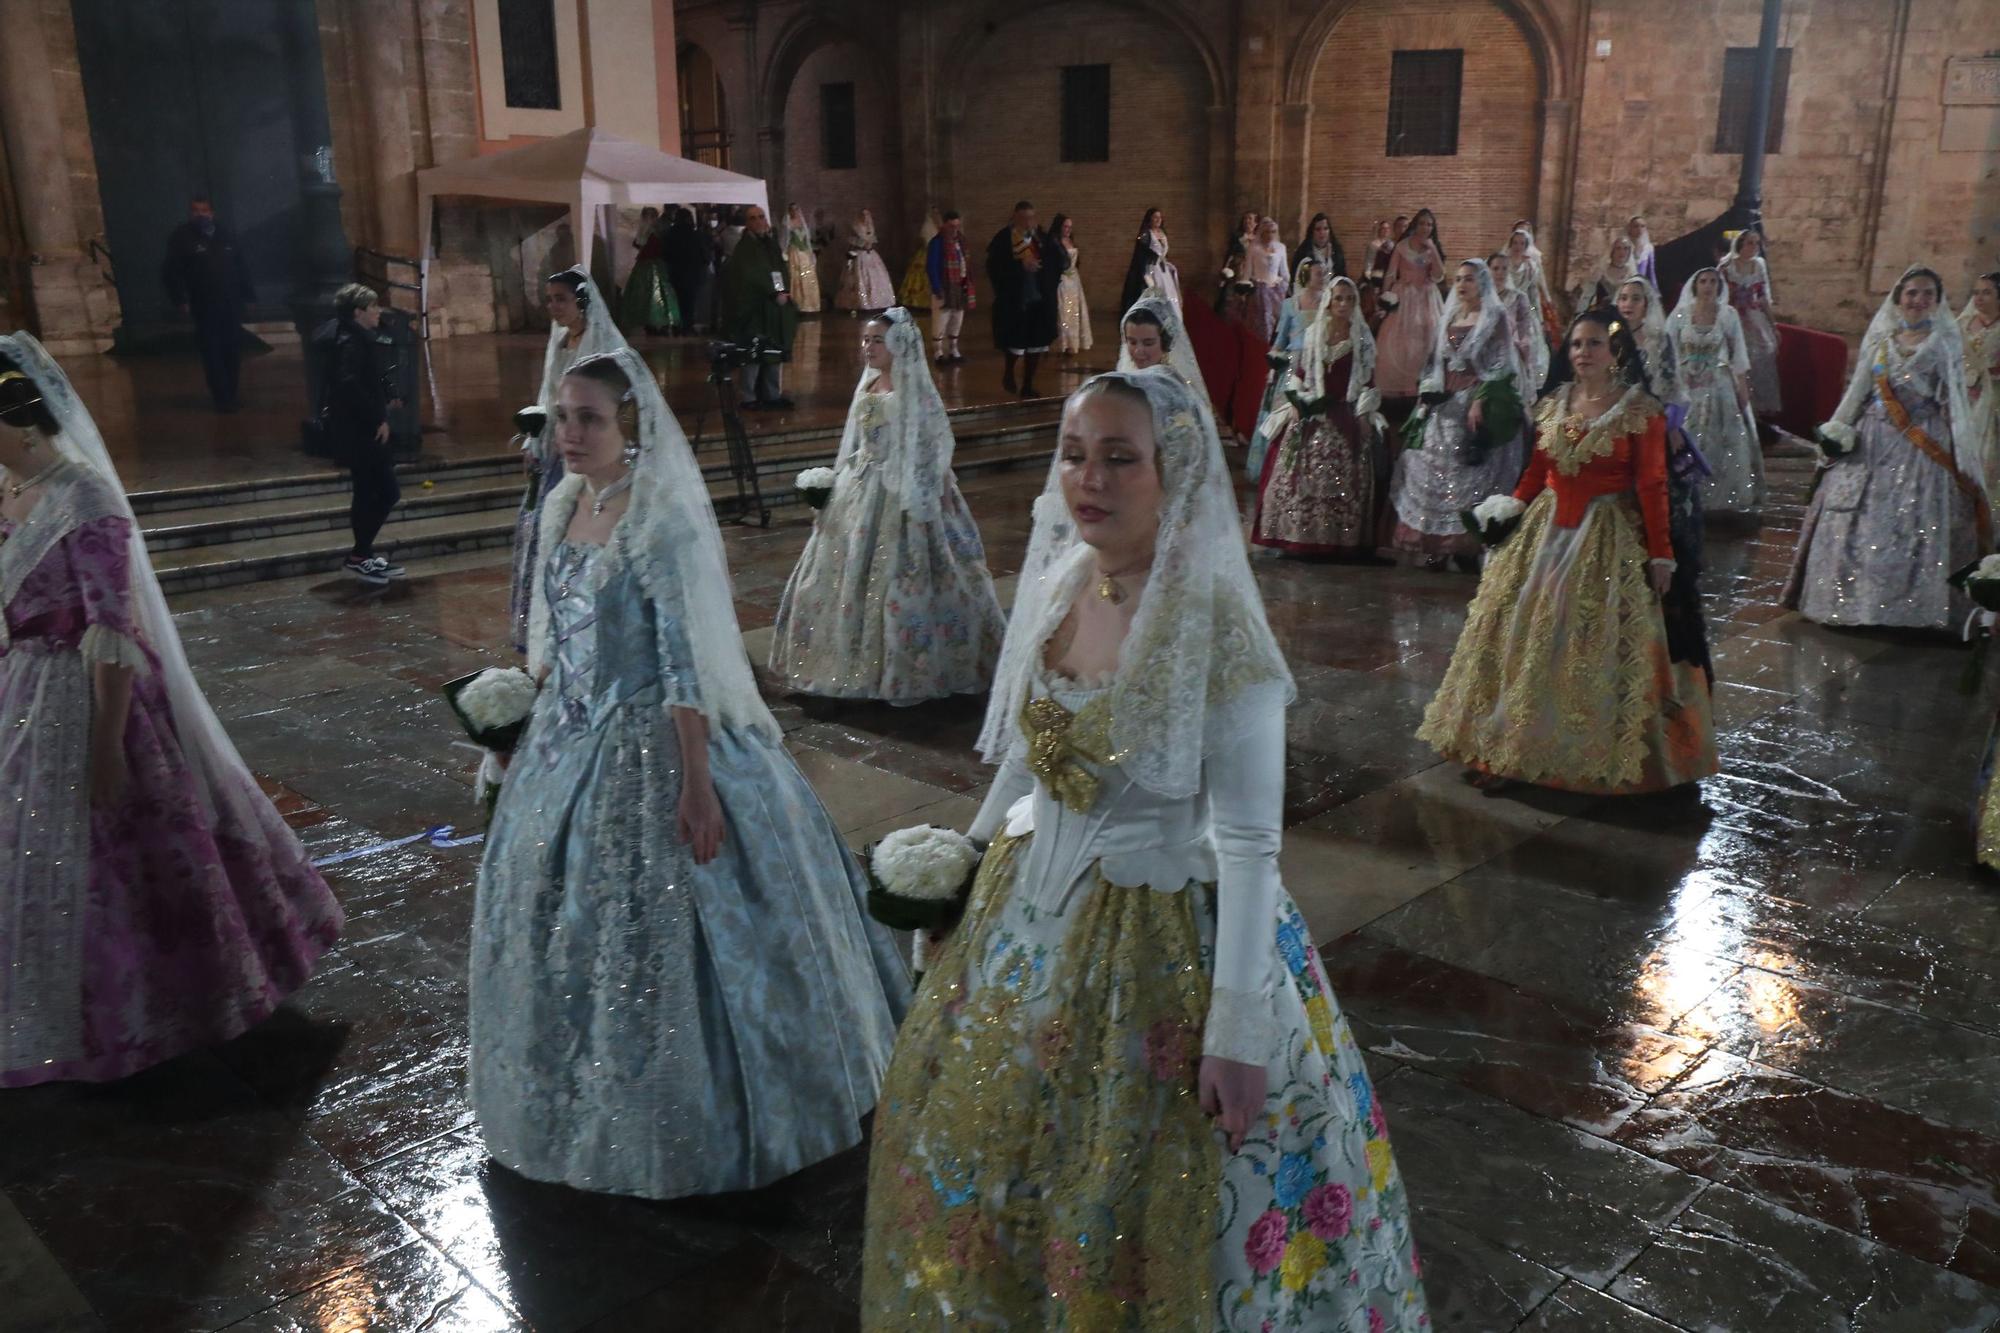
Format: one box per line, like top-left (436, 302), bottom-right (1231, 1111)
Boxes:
top-left (795, 466), bottom-right (836, 510)
top-left (1951, 554), bottom-right (2000, 613)
top-left (865, 824), bottom-right (981, 934)
top-left (1814, 419), bottom-right (1858, 460)
top-left (1460, 493), bottom-right (1526, 547)
top-left (443, 667), bottom-right (538, 812)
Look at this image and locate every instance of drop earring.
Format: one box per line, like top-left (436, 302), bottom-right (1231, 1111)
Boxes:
top-left (621, 439), bottom-right (640, 468)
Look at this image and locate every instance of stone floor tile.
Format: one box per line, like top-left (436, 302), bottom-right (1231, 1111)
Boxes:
top-left (1373, 1069), bottom-right (1705, 1288)
top-left (1404, 1213), bottom-right (1565, 1331)
top-left (219, 1239), bottom-right (523, 1333)
top-left (0, 1191), bottom-right (103, 1333)
top-left (1517, 1280), bottom-right (1691, 1331)
top-left (1861, 870), bottom-right (2000, 958)
top-left (1329, 937), bottom-right (1707, 1138)
top-left (1613, 1047), bottom-right (2000, 1287)
top-left (571, 1241), bottom-right (857, 1333)
top-left (1609, 1184), bottom-right (2000, 1332)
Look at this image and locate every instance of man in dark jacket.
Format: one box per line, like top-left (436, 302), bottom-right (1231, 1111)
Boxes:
top-left (162, 196), bottom-right (254, 411)
top-left (316, 283), bottom-right (405, 585)
top-left (984, 201), bottom-right (1067, 398)
top-left (718, 204), bottom-right (798, 410)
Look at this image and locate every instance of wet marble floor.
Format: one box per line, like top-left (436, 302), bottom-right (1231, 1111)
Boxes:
top-left (5, 461), bottom-right (2000, 1332)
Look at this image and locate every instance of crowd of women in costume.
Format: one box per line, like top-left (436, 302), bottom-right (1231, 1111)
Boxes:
top-left (3, 193), bottom-right (1997, 1329)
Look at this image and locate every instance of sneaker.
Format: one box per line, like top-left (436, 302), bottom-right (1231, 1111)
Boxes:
top-left (344, 554), bottom-right (403, 585)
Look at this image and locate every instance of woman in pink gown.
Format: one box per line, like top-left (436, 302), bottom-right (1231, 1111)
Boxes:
top-left (0, 333), bottom-right (342, 1088)
top-left (1374, 209), bottom-right (1446, 397)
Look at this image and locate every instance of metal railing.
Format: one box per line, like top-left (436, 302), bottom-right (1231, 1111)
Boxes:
top-left (353, 246), bottom-right (428, 341)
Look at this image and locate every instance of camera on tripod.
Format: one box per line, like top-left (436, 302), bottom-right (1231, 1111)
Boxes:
top-left (706, 337), bottom-right (769, 384)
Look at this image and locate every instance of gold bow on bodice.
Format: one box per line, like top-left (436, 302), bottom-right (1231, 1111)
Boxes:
top-left (1020, 693), bottom-right (1119, 814)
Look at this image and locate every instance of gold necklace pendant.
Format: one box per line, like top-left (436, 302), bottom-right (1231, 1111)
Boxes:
top-left (1096, 575), bottom-right (1125, 604)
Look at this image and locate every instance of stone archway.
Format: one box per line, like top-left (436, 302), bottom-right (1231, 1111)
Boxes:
top-left (756, 12), bottom-right (902, 248)
top-left (939, 0), bottom-right (1228, 313)
top-left (1279, 0), bottom-right (1564, 272)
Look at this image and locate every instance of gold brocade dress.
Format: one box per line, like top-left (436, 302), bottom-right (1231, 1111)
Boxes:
top-left (861, 678), bottom-right (1429, 1332)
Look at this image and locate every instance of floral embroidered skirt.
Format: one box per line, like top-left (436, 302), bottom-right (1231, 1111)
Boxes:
top-left (1255, 408), bottom-right (1377, 556)
top-left (1418, 489), bottom-right (1718, 794)
top-left (768, 463), bottom-right (1005, 702)
top-left (861, 833), bottom-right (1429, 1331)
top-left (1977, 718), bottom-right (2000, 873)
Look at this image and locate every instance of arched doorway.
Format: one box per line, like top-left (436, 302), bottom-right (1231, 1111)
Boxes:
top-left (1303, 0), bottom-right (1543, 271)
top-left (777, 40), bottom-right (902, 274)
top-left (944, 1), bottom-right (1221, 316)
top-left (678, 43), bottom-right (729, 169)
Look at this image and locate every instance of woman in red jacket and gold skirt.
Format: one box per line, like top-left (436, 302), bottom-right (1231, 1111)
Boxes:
top-left (1419, 309), bottom-right (1719, 796)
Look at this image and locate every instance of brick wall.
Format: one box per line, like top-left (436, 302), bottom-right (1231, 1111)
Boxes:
top-left (947, 1), bottom-right (1217, 317)
top-left (1306, 0), bottom-right (1541, 277)
top-left (1564, 0), bottom-right (1997, 337)
top-left (779, 41), bottom-right (906, 296)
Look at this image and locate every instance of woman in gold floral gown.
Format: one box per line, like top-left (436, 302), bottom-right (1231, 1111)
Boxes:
top-left (861, 366), bottom-right (1429, 1332)
top-left (1419, 310), bottom-right (1718, 795)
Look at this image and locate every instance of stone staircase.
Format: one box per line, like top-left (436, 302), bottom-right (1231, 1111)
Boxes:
top-left (139, 398), bottom-right (1064, 595)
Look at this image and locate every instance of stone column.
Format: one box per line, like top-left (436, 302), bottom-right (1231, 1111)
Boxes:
top-left (758, 125), bottom-right (786, 226)
top-left (0, 0), bottom-right (113, 351)
top-left (351, 0), bottom-right (419, 257)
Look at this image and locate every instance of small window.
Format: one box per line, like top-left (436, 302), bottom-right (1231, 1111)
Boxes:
top-left (820, 83), bottom-right (857, 170)
top-left (1715, 47), bottom-right (1792, 154)
top-left (497, 0), bottom-right (560, 110)
top-left (1060, 65), bottom-right (1111, 164)
top-left (1386, 51), bottom-right (1463, 157)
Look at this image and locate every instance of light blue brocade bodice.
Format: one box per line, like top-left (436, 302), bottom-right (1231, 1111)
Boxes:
top-left (542, 539), bottom-right (698, 736)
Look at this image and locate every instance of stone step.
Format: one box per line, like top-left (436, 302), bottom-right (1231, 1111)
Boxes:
top-left (145, 410), bottom-right (1061, 596)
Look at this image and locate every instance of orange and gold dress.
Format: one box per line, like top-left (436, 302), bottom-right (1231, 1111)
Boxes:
top-left (1419, 385), bottom-right (1719, 794)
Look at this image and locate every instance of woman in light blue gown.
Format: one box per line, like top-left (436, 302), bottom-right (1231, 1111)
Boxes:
top-left (769, 307), bottom-right (1005, 704)
top-left (471, 348), bottom-right (910, 1201)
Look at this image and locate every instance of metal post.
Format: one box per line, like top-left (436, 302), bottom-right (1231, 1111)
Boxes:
top-left (1730, 0), bottom-right (1784, 225)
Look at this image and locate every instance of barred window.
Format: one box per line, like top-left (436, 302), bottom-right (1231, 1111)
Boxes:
top-left (821, 83), bottom-right (857, 170)
top-left (1060, 65), bottom-right (1112, 163)
top-left (497, 0), bottom-right (560, 111)
top-left (1386, 50), bottom-right (1463, 157)
top-left (1715, 47), bottom-right (1792, 154)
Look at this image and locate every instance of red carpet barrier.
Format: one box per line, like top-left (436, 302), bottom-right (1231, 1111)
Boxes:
top-left (1183, 296), bottom-right (1270, 440)
top-left (1774, 322), bottom-right (1850, 438)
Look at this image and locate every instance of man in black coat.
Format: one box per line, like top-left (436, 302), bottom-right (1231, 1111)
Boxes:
top-left (314, 283), bottom-right (405, 586)
top-left (985, 201), bottom-right (1068, 398)
top-left (162, 196), bottom-right (254, 411)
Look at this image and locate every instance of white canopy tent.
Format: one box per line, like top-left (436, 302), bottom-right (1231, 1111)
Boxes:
top-left (415, 126), bottom-right (770, 312)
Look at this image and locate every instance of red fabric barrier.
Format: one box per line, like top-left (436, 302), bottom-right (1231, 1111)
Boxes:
top-left (1773, 322), bottom-right (1850, 437)
top-left (1183, 297), bottom-right (1270, 440)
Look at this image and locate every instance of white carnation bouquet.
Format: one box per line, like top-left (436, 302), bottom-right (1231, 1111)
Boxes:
top-left (795, 466), bottom-right (836, 510)
top-left (442, 666), bottom-right (539, 812)
top-left (865, 825), bottom-right (981, 935)
top-left (1814, 418), bottom-right (1858, 460)
top-left (1951, 554), bottom-right (2000, 613)
top-left (1460, 493), bottom-right (1526, 547)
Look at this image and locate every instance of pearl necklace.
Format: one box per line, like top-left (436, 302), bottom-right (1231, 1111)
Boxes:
top-left (5, 457), bottom-right (64, 499)
top-left (585, 472), bottom-right (633, 516)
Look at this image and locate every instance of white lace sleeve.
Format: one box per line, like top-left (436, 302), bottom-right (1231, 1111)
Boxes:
top-left (1830, 337), bottom-right (1874, 428)
top-left (970, 754), bottom-right (1034, 843)
top-left (1201, 686), bottom-right (1285, 1065)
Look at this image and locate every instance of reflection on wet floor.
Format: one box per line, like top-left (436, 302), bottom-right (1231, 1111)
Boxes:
top-left (3, 462), bottom-right (1999, 1331)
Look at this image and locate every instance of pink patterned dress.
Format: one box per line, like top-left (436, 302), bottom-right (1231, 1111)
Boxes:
top-left (0, 479), bottom-right (342, 1088)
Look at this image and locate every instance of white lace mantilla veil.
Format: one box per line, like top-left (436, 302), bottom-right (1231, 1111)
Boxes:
top-left (839, 308), bottom-right (954, 523)
top-left (528, 347), bottom-right (781, 740)
top-left (0, 332), bottom-right (273, 826)
top-left (1824, 264), bottom-right (1983, 485)
top-left (1591, 233), bottom-right (1640, 295)
top-left (1620, 276), bottom-right (1678, 403)
top-left (975, 366), bottom-right (1294, 799)
top-left (1630, 219), bottom-right (1655, 271)
top-left (1296, 276), bottom-right (1378, 409)
top-left (1666, 266), bottom-right (1750, 357)
top-left (1116, 292), bottom-right (1211, 408)
top-left (533, 267), bottom-right (626, 456)
top-left (1420, 258), bottom-right (1524, 395)
top-left (1722, 230), bottom-right (1776, 307)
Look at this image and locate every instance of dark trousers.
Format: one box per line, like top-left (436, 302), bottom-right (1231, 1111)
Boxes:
top-left (193, 310), bottom-right (242, 408)
top-left (348, 443), bottom-right (401, 557)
